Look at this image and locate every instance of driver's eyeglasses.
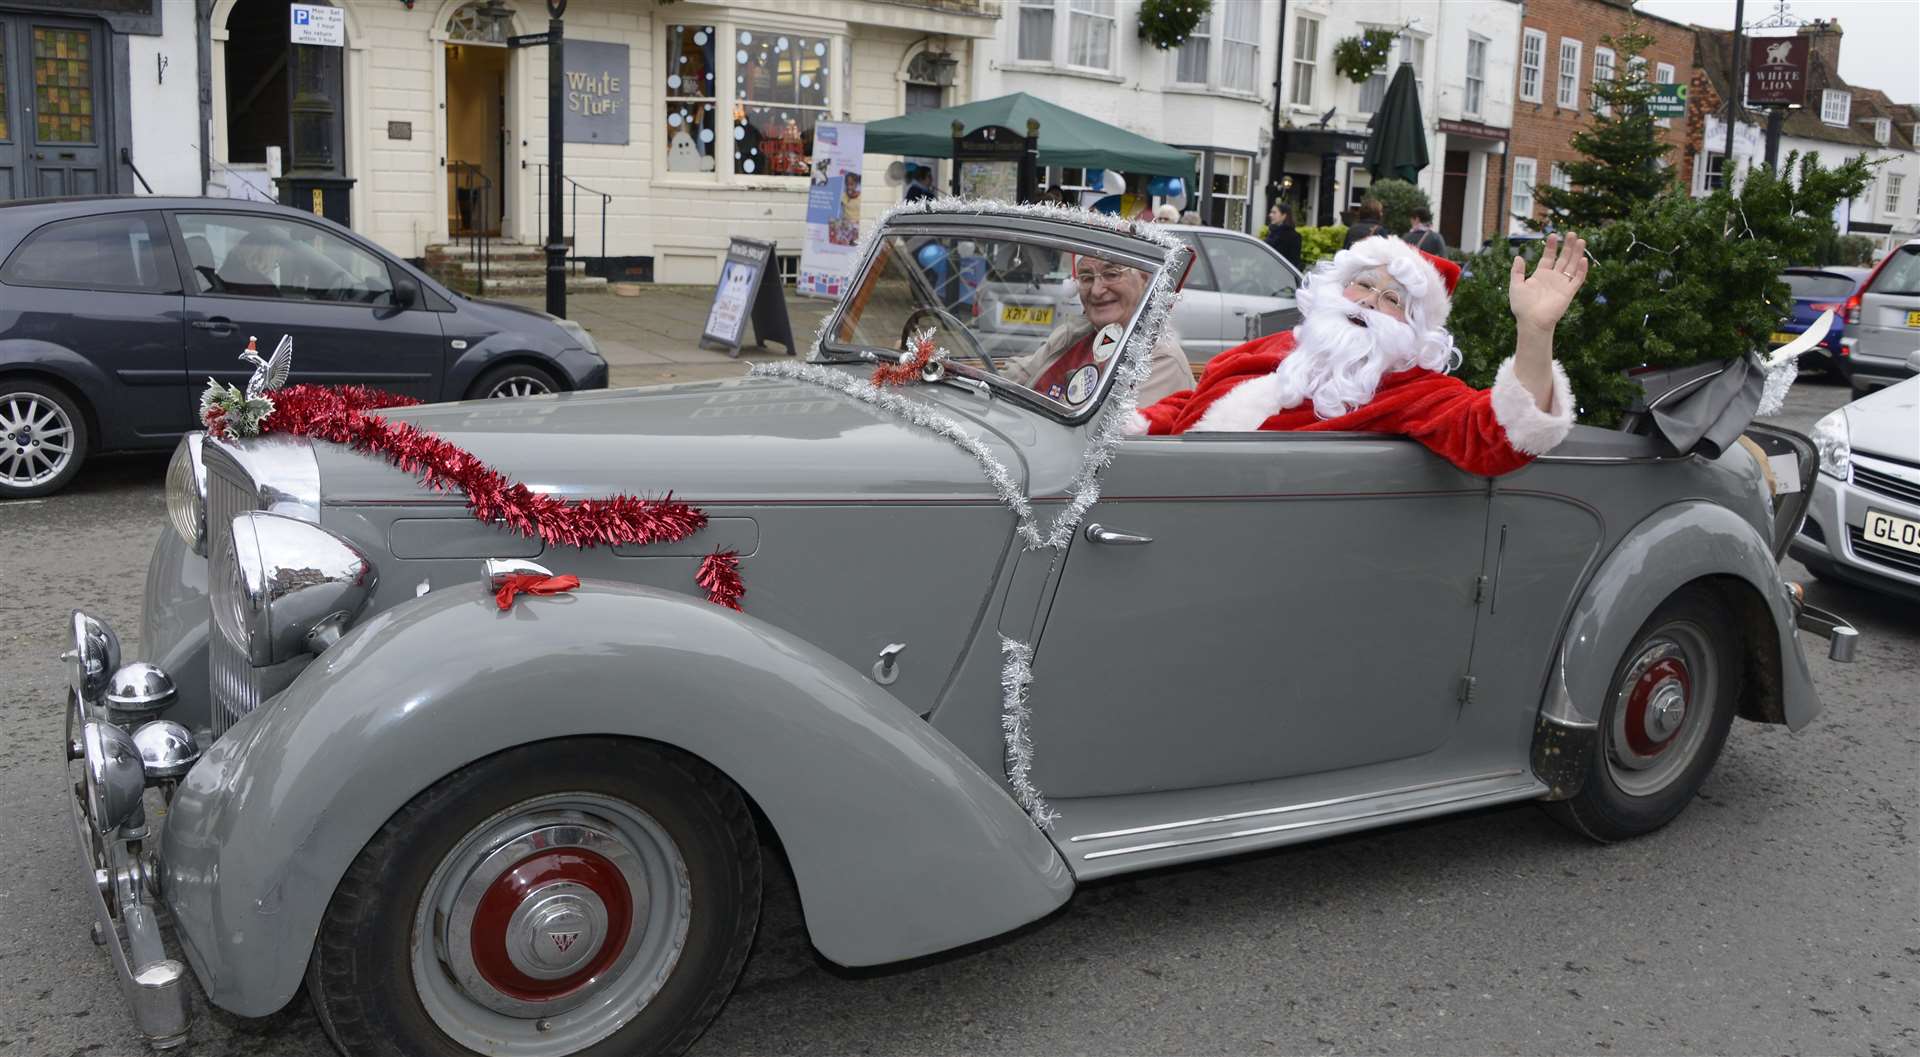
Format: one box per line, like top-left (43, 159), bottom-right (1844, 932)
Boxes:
top-left (1345, 275), bottom-right (1406, 311)
top-left (1074, 267), bottom-right (1131, 289)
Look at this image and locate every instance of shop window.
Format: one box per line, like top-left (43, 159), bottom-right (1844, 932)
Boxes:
top-left (732, 29), bottom-right (830, 177)
top-left (664, 24), bottom-right (717, 173)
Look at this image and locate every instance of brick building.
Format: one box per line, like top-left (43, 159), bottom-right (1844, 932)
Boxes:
top-left (1491, 0), bottom-right (1696, 235)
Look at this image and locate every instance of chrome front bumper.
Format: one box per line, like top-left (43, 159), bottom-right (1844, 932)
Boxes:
top-left (63, 616), bottom-right (193, 1051)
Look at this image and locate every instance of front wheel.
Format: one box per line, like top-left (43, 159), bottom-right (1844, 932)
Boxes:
top-left (307, 739), bottom-right (761, 1056)
top-left (1544, 589), bottom-right (1739, 843)
top-left (0, 379), bottom-right (88, 498)
top-left (470, 362), bottom-right (562, 400)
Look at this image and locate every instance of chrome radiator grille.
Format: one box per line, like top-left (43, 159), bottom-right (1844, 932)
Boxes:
top-left (207, 465), bottom-right (262, 738)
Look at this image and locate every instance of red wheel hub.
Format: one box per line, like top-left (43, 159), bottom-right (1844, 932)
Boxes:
top-left (1622, 656), bottom-right (1690, 758)
top-left (468, 846), bottom-right (633, 1002)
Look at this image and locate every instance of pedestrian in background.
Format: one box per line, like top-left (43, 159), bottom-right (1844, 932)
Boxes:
top-left (1179, 211), bottom-right (1202, 225)
top-left (1264, 202), bottom-right (1302, 272)
top-left (1405, 205), bottom-right (1448, 256)
top-left (903, 165), bottom-right (936, 202)
top-left (1343, 197), bottom-right (1384, 248)
top-left (1153, 203), bottom-right (1181, 223)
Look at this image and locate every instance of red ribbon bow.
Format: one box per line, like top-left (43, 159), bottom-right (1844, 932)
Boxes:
top-left (493, 573), bottom-right (581, 611)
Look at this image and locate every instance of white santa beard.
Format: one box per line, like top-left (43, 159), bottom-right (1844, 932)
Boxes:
top-left (1275, 281), bottom-right (1424, 419)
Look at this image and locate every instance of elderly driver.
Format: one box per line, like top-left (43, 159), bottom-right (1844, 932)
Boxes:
top-left (999, 254), bottom-right (1191, 409)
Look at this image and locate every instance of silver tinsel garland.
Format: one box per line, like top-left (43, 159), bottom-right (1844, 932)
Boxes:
top-left (753, 197), bottom-right (1190, 830)
top-left (998, 636), bottom-right (1056, 828)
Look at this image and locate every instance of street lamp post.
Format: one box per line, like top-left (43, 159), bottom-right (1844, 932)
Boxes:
top-left (545, 0), bottom-right (567, 318)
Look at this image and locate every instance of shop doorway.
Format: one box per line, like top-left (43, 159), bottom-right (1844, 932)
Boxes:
top-left (1440, 149), bottom-right (1469, 249)
top-left (0, 13), bottom-right (111, 200)
top-left (445, 41), bottom-right (508, 237)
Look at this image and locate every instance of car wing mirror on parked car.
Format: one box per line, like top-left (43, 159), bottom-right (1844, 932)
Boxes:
top-left (1906, 347), bottom-right (1920, 374)
top-left (394, 277), bottom-right (421, 310)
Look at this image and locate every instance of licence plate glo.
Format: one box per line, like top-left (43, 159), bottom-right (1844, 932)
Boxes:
top-left (1864, 509), bottom-right (1920, 555)
top-left (1769, 331), bottom-right (1795, 346)
top-left (1906, 310), bottom-right (1920, 328)
top-left (1001, 304), bottom-right (1054, 327)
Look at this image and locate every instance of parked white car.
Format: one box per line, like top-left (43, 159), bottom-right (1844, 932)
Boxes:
top-left (962, 225), bottom-right (1302, 368)
top-left (1845, 238), bottom-right (1920, 397)
top-left (1791, 348), bottom-right (1920, 601)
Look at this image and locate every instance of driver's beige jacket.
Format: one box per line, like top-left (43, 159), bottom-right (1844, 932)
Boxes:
top-left (999, 318), bottom-right (1193, 408)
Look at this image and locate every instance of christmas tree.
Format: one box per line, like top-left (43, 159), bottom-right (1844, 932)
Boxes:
top-left (1530, 18), bottom-right (1671, 230)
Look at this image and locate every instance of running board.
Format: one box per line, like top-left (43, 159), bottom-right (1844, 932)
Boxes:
top-left (1053, 770), bottom-right (1547, 880)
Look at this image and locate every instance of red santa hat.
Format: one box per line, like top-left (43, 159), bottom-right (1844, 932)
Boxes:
top-left (1318, 235), bottom-right (1461, 332)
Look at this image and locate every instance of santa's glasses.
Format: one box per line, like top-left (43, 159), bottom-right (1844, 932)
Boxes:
top-left (1344, 272), bottom-right (1407, 313)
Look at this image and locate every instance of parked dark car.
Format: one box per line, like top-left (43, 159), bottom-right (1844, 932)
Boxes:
top-left (1771, 266), bottom-right (1871, 375)
top-left (0, 196), bottom-right (607, 498)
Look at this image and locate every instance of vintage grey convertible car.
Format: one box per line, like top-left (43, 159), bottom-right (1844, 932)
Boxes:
top-left (62, 201), bottom-right (1859, 1056)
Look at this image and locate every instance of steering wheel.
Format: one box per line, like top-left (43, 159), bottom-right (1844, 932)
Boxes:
top-left (900, 305), bottom-right (995, 375)
top-left (317, 269), bottom-right (361, 302)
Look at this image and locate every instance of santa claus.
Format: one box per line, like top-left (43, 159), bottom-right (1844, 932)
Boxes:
top-left (1130, 231), bottom-right (1589, 477)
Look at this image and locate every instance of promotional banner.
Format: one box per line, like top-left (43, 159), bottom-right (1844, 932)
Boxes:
top-left (798, 121), bottom-right (866, 298)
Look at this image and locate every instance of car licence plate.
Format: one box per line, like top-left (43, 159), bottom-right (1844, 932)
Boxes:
top-left (1906, 310), bottom-right (1920, 328)
top-left (1769, 331), bottom-right (1795, 346)
top-left (1864, 509), bottom-right (1920, 555)
top-left (1001, 304), bottom-right (1054, 327)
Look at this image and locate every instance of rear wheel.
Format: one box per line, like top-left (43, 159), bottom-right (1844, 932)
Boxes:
top-left (0, 379), bottom-right (88, 498)
top-left (1545, 589), bottom-right (1739, 842)
top-left (470, 362), bottom-right (561, 400)
top-left (307, 739), bottom-right (761, 1056)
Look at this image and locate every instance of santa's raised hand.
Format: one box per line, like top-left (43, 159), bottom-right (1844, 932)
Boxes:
top-left (1508, 231), bottom-right (1588, 412)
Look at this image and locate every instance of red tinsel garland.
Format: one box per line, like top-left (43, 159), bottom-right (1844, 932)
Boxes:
top-left (256, 383), bottom-right (742, 608)
top-left (696, 551), bottom-right (745, 610)
top-left (872, 329), bottom-right (942, 387)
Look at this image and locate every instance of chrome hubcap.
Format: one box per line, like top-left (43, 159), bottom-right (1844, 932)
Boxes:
top-left (414, 794), bottom-right (692, 1054)
top-left (1607, 626), bottom-right (1715, 797)
top-left (0, 393), bottom-right (74, 487)
top-left (487, 376), bottom-right (552, 399)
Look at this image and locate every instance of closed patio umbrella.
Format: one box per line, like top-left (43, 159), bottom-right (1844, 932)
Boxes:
top-left (1363, 63), bottom-right (1429, 184)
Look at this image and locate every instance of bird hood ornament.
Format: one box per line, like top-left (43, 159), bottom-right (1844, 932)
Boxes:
top-left (200, 334), bottom-right (292, 440)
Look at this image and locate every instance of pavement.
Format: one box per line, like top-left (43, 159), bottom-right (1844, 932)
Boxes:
top-left (501, 286), bottom-right (833, 387)
top-left (1, 378), bottom-right (1914, 1056)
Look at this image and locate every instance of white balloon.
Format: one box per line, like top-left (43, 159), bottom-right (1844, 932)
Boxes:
top-left (667, 75), bottom-right (681, 90)
top-left (699, 128), bottom-right (714, 143)
top-left (667, 112), bottom-right (682, 127)
top-left (744, 160), bottom-right (756, 173)
top-left (740, 31), bottom-right (752, 44)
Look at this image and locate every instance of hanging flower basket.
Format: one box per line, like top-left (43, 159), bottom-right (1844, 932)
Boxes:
top-left (1136, 0), bottom-right (1211, 52)
top-left (1333, 30), bottom-right (1396, 84)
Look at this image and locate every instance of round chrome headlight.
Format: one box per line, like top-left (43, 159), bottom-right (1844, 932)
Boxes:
top-left (132, 720), bottom-right (202, 781)
top-left (165, 433), bottom-right (209, 555)
top-left (83, 721), bottom-right (145, 834)
top-left (67, 610), bottom-right (121, 706)
top-left (105, 662), bottom-right (177, 720)
top-left (214, 511), bottom-right (377, 666)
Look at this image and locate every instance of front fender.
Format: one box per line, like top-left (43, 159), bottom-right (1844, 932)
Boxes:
top-left (1534, 501), bottom-right (1820, 792)
top-left (161, 582), bottom-right (1072, 1017)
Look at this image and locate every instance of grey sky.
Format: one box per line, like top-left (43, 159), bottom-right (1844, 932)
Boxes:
top-left (1633, 0), bottom-right (1920, 101)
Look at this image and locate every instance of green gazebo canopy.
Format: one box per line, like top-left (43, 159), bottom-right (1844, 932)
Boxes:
top-left (865, 92), bottom-right (1195, 181)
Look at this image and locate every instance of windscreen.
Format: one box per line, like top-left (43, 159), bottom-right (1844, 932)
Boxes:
top-left (1867, 246), bottom-right (1920, 296)
top-left (829, 232), bottom-right (1157, 412)
top-left (1781, 271), bottom-right (1858, 301)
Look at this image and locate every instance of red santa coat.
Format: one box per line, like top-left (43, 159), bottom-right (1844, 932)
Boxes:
top-left (1136, 331), bottom-right (1576, 478)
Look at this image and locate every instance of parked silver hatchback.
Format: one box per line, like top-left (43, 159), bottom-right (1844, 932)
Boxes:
top-left (1845, 238), bottom-right (1920, 396)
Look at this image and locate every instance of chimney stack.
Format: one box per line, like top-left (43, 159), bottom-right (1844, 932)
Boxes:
top-left (1796, 19), bottom-right (1844, 80)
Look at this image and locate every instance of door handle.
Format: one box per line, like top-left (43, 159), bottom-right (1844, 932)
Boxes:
top-left (192, 319), bottom-right (234, 332)
top-left (1084, 523), bottom-right (1153, 545)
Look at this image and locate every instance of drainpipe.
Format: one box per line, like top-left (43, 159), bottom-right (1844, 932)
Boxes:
top-left (196, 0), bottom-right (213, 192)
top-left (1268, 0), bottom-right (1288, 212)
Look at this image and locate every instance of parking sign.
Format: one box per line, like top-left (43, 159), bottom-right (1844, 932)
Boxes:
top-left (289, 3), bottom-right (345, 47)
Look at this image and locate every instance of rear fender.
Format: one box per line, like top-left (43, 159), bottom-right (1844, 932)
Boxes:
top-left (1534, 501), bottom-right (1820, 796)
top-left (161, 582), bottom-right (1071, 1017)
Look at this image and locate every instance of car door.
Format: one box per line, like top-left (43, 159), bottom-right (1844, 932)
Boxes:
top-left (170, 211), bottom-right (444, 406)
top-left (1201, 232), bottom-right (1301, 345)
top-left (1167, 233), bottom-right (1223, 365)
top-left (0, 209), bottom-right (188, 443)
top-left (1025, 433), bottom-right (1490, 798)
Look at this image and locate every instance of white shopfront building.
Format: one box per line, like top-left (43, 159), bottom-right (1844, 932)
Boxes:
top-left (205, 0), bottom-right (996, 282)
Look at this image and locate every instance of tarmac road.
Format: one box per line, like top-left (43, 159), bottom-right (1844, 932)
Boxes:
top-left (0, 376), bottom-right (1913, 1057)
